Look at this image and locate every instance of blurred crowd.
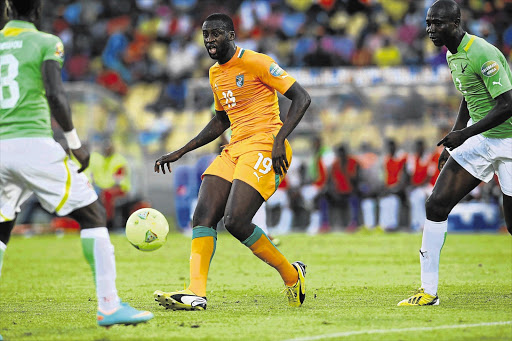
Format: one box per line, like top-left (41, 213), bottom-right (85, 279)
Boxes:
top-left (32, 0), bottom-right (512, 106)
top-left (258, 136), bottom-right (505, 234)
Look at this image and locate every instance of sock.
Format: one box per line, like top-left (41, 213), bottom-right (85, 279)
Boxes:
top-left (0, 240), bottom-right (6, 278)
top-left (81, 227), bottom-right (121, 312)
top-left (243, 226), bottom-right (298, 286)
top-left (420, 219), bottom-right (447, 296)
top-left (188, 226), bottom-right (217, 297)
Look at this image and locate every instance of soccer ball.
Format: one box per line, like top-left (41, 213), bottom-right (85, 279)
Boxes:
top-left (125, 208), bottom-right (169, 251)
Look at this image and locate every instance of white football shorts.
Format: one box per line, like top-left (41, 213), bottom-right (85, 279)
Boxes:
top-left (448, 134), bottom-right (512, 196)
top-left (0, 137), bottom-right (98, 222)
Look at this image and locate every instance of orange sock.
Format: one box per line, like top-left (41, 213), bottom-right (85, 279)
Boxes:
top-left (187, 226), bottom-right (217, 297)
top-left (243, 226), bottom-right (298, 286)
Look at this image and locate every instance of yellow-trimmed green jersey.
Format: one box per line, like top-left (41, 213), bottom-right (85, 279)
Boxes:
top-left (0, 20), bottom-right (64, 140)
top-left (446, 33), bottom-right (512, 138)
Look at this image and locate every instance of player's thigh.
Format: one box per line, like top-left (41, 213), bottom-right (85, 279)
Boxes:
top-left (193, 175), bottom-right (232, 228)
top-left (224, 179), bottom-right (265, 237)
top-left (429, 157), bottom-right (481, 208)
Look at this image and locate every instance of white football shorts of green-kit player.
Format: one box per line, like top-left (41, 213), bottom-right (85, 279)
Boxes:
top-left (446, 33), bottom-right (512, 196)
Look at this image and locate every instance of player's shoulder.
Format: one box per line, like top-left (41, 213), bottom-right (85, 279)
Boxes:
top-left (239, 48), bottom-right (273, 65)
top-left (34, 30), bottom-right (62, 46)
top-left (466, 35), bottom-right (501, 60)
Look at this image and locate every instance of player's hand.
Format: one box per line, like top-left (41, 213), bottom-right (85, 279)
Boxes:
top-left (154, 150), bottom-right (184, 174)
top-left (437, 129), bottom-right (468, 151)
top-left (71, 145), bottom-right (90, 173)
top-left (271, 139), bottom-right (289, 176)
top-left (438, 148), bottom-right (450, 171)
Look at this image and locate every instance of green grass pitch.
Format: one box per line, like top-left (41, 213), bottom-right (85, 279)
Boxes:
top-left (1, 232), bottom-right (511, 340)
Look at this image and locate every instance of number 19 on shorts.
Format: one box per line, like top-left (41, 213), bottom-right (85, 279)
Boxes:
top-left (253, 153), bottom-right (272, 175)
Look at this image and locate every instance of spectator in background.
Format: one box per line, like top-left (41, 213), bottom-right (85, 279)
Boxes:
top-left (407, 139), bottom-right (432, 232)
top-left (356, 142), bottom-right (381, 232)
top-left (373, 38), bottom-right (402, 67)
top-left (146, 36), bottom-right (200, 113)
top-left (304, 34), bottom-right (335, 67)
top-left (303, 136), bottom-right (328, 235)
top-left (326, 144), bottom-right (360, 231)
top-left (379, 138), bottom-right (408, 231)
top-left (101, 17), bottom-right (133, 84)
top-left (266, 169), bottom-right (295, 235)
top-left (87, 139), bottom-right (131, 229)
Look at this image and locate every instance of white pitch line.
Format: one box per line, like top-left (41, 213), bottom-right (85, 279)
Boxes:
top-left (284, 321), bottom-right (512, 341)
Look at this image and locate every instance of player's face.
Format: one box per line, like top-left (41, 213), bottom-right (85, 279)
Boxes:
top-left (202, 20), bottom-right (233, 61)
top-left (425, 7), bottom-right (455, 47)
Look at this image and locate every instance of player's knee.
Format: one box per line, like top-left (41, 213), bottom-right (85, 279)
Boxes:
top-left (425, 194), bottom-right (451, 220)
top-left (70, 200), bottom-right (107, 229)
top-left (223, 213), bottom-right (250, 241)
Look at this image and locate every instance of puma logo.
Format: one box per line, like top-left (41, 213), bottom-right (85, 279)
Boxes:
top-left (253, 172), bottom-right (263, 182)
top-left (419, 249), bottom-right (428, 258)
top-left (461, 64), bottom-right (468, 73)
top-left (493, 78), bottom-right (502, 86)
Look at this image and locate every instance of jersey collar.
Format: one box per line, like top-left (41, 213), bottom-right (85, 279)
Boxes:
top-left (4, 20), bottom-right (37, 30)
top-left (218, 46), bottom-right (241, 68)
top-left (456, 33), bottom-right (475, 54)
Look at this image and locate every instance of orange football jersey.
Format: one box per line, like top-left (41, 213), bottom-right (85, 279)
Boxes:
top-left (210, 46), bottom-right (296, 143)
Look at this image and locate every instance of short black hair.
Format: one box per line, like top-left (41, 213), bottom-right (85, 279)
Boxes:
top-left (431, 0), bottom-right (461, 22)
top-left (204, 13), bottom-right (234, 32)
top-left (7, 0), bottom-right (41, 17)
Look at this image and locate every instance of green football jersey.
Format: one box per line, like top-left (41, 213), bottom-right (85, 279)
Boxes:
top-left (0, 20), bottom-right (64, 140)
top-left (446, 33), bottom-right (512, 138)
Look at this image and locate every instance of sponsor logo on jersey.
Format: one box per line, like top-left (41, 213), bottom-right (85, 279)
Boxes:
top-left (269, 62), bottom-right (284, 77)
top-left (55, 41), bottom-right (64, 59)
top-left (481, 60), bottom-right (499, 77)
top-left (236, 74), bottom-right (244, 87)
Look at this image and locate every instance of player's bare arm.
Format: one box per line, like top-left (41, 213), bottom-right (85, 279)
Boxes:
top-left (272, 82), bottom-right (311, 176)
top-left (155, 109), bottom-right (230, 174)
top-left (438, 90), bottom-right (512, 150)
top-left (42, 60), bottom-right (89, 173)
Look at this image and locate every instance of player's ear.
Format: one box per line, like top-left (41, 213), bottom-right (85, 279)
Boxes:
top-left (228, 31), bottom-right (235, 41)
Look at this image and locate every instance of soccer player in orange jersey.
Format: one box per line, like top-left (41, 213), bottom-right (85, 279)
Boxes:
top-left (154, 13), bottom-right (311, 310)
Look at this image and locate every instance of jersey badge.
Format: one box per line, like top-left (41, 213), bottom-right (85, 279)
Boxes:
top-left (236, 74), bottom-right (244, 87)
top-left (55, 41), bottom-right (64, 59)
top-left (481, 61), bottom-right (499, 77)
top-left (269, 62), bottom-right (284, 77)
